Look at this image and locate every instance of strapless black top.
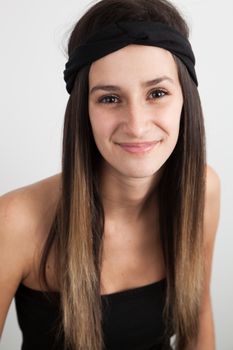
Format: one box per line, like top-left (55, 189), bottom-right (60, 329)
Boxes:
top-left (14, 277), bottom-right (173, 350)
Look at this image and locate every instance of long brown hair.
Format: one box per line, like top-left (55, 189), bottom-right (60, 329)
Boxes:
top-left (39, 1), bottom-right (206, 349)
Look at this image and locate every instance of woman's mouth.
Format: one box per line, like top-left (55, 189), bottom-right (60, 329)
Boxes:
top-left (116, 141), bottom-right (160, 154)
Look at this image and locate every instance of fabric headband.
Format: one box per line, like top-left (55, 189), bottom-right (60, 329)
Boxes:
top-left (64, 21), bottom-right (198, 94)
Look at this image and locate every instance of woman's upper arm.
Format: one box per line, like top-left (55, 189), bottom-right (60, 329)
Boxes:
top-left (0, 191), bottom-right (34, 337)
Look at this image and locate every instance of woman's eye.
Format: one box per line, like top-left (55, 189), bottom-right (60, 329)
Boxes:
top-left (98, 95), bottom-right (119, 104)
top-left (98, 89), bottom-right (167, 104)
top-left (149, 89), bottom-right (167, 99)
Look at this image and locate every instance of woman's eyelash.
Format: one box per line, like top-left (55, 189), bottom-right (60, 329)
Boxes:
top-left (98, 95), bottom-right (119, 104)
top-left (150, 89), bottom-right (168, 99)
top-left (98, 89), bottom-right (168, 104)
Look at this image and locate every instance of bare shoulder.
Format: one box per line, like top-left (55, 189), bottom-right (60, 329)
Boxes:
top-left (204, 164), bottom-right (221, 245)
top-left (1, 172), bottom-right (61, 207)
top-left (1, 172), bottom-right (61, 216)
top-left (0, 173), bottom-right (61, 280)
top-left (0, 172), bottom-right (61, 334)
top-left (205, 164), bottom-right (221, 200)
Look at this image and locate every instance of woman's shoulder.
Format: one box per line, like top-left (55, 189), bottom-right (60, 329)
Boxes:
top-left (0, 173), bottom-right (61, 334)
top-left (0, 173), bottom-right (62, 279)
top-left (204, 164), bottom-right (221, 247)
top-left (205, 164), bottom-right (221, 195)
top-left (1, 172), bottom-right (61, 221)
top-left (1, 172), bottom-right (61, 216)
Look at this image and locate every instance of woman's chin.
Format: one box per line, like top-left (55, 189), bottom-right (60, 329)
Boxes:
top-left (114, 165), bottom-right (162, 179)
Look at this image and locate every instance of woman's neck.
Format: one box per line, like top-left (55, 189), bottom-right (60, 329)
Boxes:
top-left (99, 162), bottom-right (163, 223)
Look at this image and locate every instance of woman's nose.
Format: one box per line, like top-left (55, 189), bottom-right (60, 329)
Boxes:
top-left (122, 102), bottom-right (151, 137)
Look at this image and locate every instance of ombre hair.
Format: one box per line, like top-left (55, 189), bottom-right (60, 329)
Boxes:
top-left (39, 1), bottom-right (206, 349)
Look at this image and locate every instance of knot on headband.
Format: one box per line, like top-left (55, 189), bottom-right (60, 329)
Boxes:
top-left (64, 21), bottom-right (198, 94)
top-left (116, 22), bottom-right (149, 40)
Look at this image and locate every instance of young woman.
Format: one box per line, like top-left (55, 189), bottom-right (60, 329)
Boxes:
top-left (0, 0), bottom-right (221, 349)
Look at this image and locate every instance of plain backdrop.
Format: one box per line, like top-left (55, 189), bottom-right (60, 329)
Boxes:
top-left (0, 0), bottom-right (232, 349)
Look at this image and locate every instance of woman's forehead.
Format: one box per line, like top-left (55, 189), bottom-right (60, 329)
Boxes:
top-left (89, 44), bottom-right (179, 84)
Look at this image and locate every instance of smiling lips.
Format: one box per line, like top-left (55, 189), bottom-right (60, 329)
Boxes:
top-left (116, 141), bottom-right (160, 154)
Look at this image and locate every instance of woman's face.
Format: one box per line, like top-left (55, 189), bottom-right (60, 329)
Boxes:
top-left (88, 45), bottom-right (183, 179)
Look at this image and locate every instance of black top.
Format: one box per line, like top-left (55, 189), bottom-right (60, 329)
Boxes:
top-left (14, 278), bottom-right (173, 350)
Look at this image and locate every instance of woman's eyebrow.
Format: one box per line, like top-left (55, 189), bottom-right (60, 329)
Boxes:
top-left (89, 75), bottom-right (174, 95)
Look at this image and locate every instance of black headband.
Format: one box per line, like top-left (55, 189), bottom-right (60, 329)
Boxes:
top-left (64, 21), bottom-right (198, 94)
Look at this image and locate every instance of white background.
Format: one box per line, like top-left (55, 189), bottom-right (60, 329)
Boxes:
top-left (0, 0), bottom-right (232, 349)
